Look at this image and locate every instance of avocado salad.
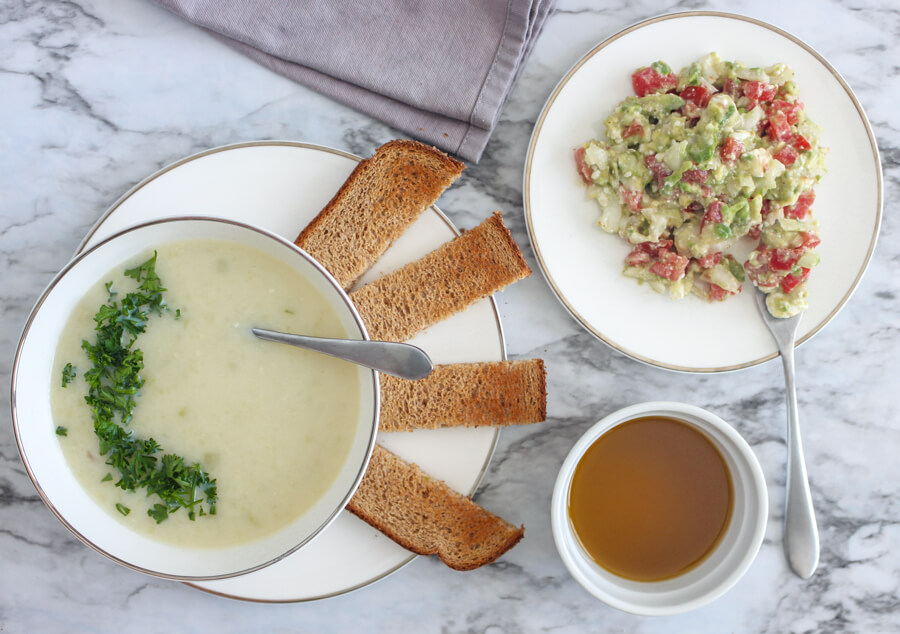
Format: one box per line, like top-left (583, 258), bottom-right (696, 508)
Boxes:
top-left (575, 53), bottom-right (826, 317)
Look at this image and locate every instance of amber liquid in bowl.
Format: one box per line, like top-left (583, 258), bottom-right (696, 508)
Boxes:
top-left (568, 416), bottom-right (734, 582)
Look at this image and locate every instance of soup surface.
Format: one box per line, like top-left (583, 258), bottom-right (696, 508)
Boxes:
top-left (568, 416), bottom-right (733, 581)
top-left (51, 239), bottom-right (361, 548)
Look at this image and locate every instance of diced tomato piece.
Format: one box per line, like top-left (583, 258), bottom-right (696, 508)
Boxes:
top-left (574, 147), bottom-right (593, 184)
top-left (625, 249), bottom-right (651, 266)
top-left (623, 120), bottom-right (644, 139)
top-left (768, 110), bottom-right (792, 141)
top-left (781, 267), bottom-right (811, 294)
top-left (633, 239), bottom-right (673, 256)
top-left (784, 190), bottom-right (816, 219)
top-left (701, 200), bottom-right (723, 232)
top-left (621, 187), bottom-right (643, 212)
top-left (643, 155), bottom-right (664, 171)
top-left (757, 119), bottom-right (769, 138)
top-left (770, 99), bottom-right (803, 125)
top-left (632, 68), bottom-right (656, 97)
top-left (719, 136), bottom-right (744, 163)
top-left (768, 232), bottom-right (820, 273)
top-left (680, 85), bottom-right (712, 108)
top-left (626, 239), bottom-right (674, 266)
top-left (644, 154), bottom-right (672, 188)
top-left (742, 80), bottom-right (778, 103)
top-left (773, 144), bottom-right (799, 166)
top-left (682, 169), bottom-right (709, 184)
top-left (770, 247), bottom-right (800, 271)
top-left (760, 84), bottom-right (778, 102)
top-left (650, 249), bottom-right (690, 281)
top-left (632, 67), bottom-right (677, 97)
top-left (708, 284), bottom-right (731, 301)
top-left (723, 78), bottom-right (741, 100)
top-left (800, 232), bottom-right (821, 250)
top-left (748, 224), bottom-right (762, 240)
top-left (698, 252), bottom-right (722, 268)
top-left (791, 133), bottom-right (812, 152)
top-left (784, 200), bottom-right (809, 220)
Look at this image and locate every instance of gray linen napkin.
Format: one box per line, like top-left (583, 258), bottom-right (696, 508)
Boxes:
top-left (154, 0), bottom-right (556, 162)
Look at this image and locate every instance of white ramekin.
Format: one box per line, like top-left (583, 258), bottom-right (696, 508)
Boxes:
top-left (551, 401), bottom-right (767, 616)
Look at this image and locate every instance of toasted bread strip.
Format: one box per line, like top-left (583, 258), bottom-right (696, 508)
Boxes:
top-left (347, 445), bottom-right (524, 571)
top-left (296, 140), bottom-right (464, 289)
top-left (350, 212), bottom-right (531, 342)
top-left (380, 360), bottom-right (547, 432)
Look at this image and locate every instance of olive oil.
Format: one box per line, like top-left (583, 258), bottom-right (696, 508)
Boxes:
top-left (568, 416), bottom-right (733, 582)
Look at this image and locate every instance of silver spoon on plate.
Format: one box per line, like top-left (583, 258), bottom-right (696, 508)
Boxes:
top-left (252, 328), bottom-right (433, 380)
top-left (754, 290), bottom-right (819, 578)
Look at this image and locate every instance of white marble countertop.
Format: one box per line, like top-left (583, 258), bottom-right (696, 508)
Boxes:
top-left (2, 0), bottom-right (898, 631)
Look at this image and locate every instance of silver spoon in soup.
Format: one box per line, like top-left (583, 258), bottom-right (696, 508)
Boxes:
top-left (252, 328), bottom-right (433, 381)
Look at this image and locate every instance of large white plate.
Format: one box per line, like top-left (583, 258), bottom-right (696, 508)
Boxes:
top-left (79, 141), bottom-right (505, 601)
top-left (524, 12), bottom-right (882, 372)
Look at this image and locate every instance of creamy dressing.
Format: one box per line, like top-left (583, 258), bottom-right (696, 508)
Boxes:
top-left (51, 240), bottom-right (360, 548)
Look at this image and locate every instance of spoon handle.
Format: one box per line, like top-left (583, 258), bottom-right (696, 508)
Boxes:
top-left (252, 328), bottom-right (433, 380)
top-left (778, 341), bottom-right (820, 578)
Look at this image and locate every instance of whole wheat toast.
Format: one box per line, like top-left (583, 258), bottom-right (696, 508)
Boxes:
top-left (294, 148), bottom-right (536, 572)
top-left (347, 445), bottom-right (524, 571)
top-left (295, 140), bottom-right (464, 290)
top-left (350, 212), bottom-right (531, 342)
top-left (380, 360), bottom-right (547, 432)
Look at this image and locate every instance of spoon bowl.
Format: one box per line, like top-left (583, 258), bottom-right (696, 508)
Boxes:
top-left (252, 328), bottom-right (433, 380)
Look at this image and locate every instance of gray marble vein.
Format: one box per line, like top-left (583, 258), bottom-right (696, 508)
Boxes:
top-left (2, 0), bottom-right (898, 632)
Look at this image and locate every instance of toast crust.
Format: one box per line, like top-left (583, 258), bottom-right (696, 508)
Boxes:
top-left (350, 212), bottom-right (531, 342)
top-left (296, 140), bottom-right (464, 289)
top-left (347, 445), bottom-right (524, 571)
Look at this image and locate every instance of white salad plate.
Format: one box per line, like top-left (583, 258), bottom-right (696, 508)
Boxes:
top-left (524, 11), bottom-right (882, 372)
top-left (77, 141), bottom-right (505, 601)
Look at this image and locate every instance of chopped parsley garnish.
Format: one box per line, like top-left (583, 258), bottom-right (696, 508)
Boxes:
top-left (61, 363), bottom-right (76, 387)
top-left (55, 426), bottom-right (67, 436)
top-left (69, 252), bottom-right (217, 523)
top-left (116, 503), bottom-right (131, 517)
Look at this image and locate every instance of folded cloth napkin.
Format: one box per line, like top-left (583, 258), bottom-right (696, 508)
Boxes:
top-left (154, 0), bottom-right (556, 162)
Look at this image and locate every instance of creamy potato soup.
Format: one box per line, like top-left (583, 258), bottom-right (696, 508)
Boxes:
top-left (51, 239), bottom-right (360, 548)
